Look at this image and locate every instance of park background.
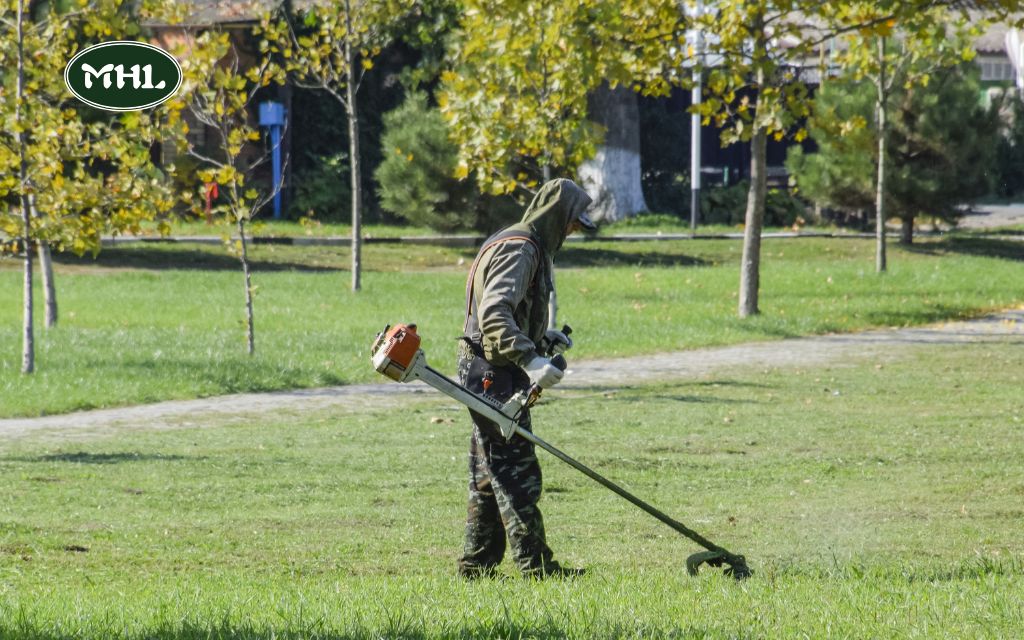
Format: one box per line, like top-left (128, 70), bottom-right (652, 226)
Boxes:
top-left (2, 1), bottom-right (1024, 638)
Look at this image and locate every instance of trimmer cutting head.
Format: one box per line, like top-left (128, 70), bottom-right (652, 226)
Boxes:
top-left (686, 550), bottom-right (752, 580)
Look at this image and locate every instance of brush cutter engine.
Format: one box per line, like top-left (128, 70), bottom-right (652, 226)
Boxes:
top-left (371, 323), bottom-right (535, 439)
top-left (370, 323), bottom-right (752, 580)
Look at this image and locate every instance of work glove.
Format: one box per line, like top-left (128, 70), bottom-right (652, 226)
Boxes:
top-left (523, 354), bottom-right (565, 389)
top-left (541, 328), bottom-right (573, 355)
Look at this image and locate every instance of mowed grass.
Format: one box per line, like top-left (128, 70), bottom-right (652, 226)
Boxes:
top-left (0, 341), bottom-right (1022, 638)
top-left (1, 234), bottom-right (1023, 417)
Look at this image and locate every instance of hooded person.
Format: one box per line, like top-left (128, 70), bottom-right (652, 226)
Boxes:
top-left (455, 178), bottom-right (595, 579)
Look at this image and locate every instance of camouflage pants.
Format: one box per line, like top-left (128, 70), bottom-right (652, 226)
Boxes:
top-left (456, 342), bottom-right (554, 575)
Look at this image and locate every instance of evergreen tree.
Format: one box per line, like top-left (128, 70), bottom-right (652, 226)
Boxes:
top-left (788, 64), bottom-right (1000, 243)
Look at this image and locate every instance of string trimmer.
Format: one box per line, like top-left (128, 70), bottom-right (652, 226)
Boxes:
top-left (370, 323), bottom-right (752, 580)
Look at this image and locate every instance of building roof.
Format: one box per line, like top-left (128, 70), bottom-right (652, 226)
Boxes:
top-left (977, 21), bottom-right (1011, 54)
top-left (145, 0), bottom-right (319, 28)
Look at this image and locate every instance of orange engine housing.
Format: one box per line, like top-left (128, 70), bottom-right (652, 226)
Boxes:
top-left (382, 324), bottom-right (420, 367)
top-left (372, 323), bottom-right (422, 381)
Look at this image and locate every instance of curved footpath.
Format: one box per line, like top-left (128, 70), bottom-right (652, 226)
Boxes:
top-left (2, 309), bottom-right (1022, 441)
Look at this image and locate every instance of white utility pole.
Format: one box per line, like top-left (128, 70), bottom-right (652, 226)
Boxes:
top-left (689, 0), bottom-right (704, 230)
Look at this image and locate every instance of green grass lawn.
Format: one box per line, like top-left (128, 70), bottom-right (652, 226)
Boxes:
top-left (1, 235), bottom-right (1022, 417)
top-left (1, 341), bottom-right (1021, 638)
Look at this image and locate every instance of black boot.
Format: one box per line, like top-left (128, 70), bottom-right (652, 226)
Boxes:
top-left (457, 562), bottom-right (500, 580)
top-left (521, 560), bottom-right (586, 580)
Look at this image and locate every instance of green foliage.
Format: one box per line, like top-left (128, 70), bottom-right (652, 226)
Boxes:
top-left (0, 0), bottom-right (177, 257)
top-left (789, 66), bottom-right (1000, 226)
top-left (693, 1), bottom-right (821, 147)
top-left (700, 182), bottom-right (748, 226)
top-left (440, 0), bottom-right (688, 195)
top-left (700, 181), bottom-right (805, 227)
top-left (172, 30), bottom-right (285, 228)
top-left (785, 82), bottom-right (876, 217)
top-left (375, 92), bottom-right (518, 233)
top-left (290, 150), bottom-right (351, 219)
top-left (887, 65), bottom-right (999, 224)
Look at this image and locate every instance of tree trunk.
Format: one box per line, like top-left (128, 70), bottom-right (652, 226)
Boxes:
top-left (900, 217), bottom-right (914, 245)
top-left (875, 36), bottom-right (888, 274)
top-left (238, 218), bottom-right (255, 355)
top-left (17, 0), bottom-right (34, 374)
top-left (738, 124), bottom-right (767, 318)
top-left (577, 83), bottom-right (647, 224)
top-left (31, 197), bottom-right (57, 328)
top-left (345, 0), bottom-right (362, 292)
top-left (38, 241), bottom-right (57, 328)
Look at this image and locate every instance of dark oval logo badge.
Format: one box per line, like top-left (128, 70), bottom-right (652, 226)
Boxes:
top-left (64, 41), bottom-right (182, 112)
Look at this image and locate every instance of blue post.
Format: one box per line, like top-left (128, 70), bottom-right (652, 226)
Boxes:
top-left (270, 125), bottom-right (281, 219)
top-left (258, 101), bottom-right (286, 219)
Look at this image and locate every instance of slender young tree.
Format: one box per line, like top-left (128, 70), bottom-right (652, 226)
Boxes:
top-left (260, 0), bottom-right (413, 292)
top-left (15, 0), bottom-right (32, 373)
top-left (174, 30), bottom-right (287, 355)
top-left (829, 4), bottom-right (978, 271)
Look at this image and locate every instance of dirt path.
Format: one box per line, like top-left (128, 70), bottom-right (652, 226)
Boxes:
top-left (3, 309), bottom-right (1022, 441)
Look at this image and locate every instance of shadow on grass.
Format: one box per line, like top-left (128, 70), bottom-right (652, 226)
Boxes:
top-left (103, 356), bottom-right (348, 394)
top-left (5, 452), bottom-right (196, 464)
top-left (857, 304), bottom-right (986, 329)
top-left (557, 246), bottom-right (709, 268)
top-left (0, 621), bottom-right (740, 640)
top-left (962, 228), bottom-right (1024, 237)
top-left (906, 236), bottom-right (1024, 262)
top-left (54, 247), bottom-right (340, 273)
top-left (572, 381), bottom-right (768, 401)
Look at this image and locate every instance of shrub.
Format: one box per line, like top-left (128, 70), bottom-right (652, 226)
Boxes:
top-left (289, 150), bottom-right (350, 220)
top-left (699, 181), bottom-right (806, 227)
top-left (375, 92), bottom-right (518, 233)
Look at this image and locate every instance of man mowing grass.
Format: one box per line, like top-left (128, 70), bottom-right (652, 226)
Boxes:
top-left (455, 178), bottom-right (595, 579)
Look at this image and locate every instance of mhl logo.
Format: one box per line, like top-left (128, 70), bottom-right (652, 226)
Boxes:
top-left (81, 63), bottom-right (168, 90)
top-left (65, 41), bottom-right (182, 112)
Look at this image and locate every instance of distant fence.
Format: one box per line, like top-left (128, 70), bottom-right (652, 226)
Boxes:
top-left (102, 231), bottom-right (885, 249)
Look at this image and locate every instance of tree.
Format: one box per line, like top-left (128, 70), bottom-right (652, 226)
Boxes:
top-left (260, 0), bottom-right (413, 292)
top-left (440, 0), bottom-right (688, 209)
top-left (374, 91), bottom-right (518, 232)
top-left (789, 65), bottom-right (1000, 243)
top-left (1, 0), bottom-right (177, 372)
top-left (828, 4), bottom-right (979, 269)
top-left (785, 81), bottom-right (876, 225)
top-left (886, 65), bottom-right (1000, 241)
top-left (173, 30), bottom-right (286, 355)
top-left (577, 83), bottom-right (649, 223)
top-left (692, 0), bottom-right (825, 317)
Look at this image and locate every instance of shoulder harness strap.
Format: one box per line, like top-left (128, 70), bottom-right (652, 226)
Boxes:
top-left (463, 230), bottom-right (542, 338)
